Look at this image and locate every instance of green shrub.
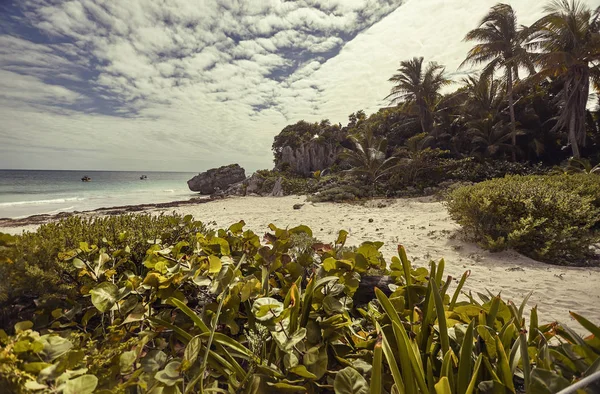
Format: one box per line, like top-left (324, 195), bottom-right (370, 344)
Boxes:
top-left (251, 169), bottom-right (317, 195)
top-left (447, 174), bottom-right (600, 265)
top-left (308, 175), bottom-right (370, 202)
top-left (448, 158), bottom-right (547, 182)
top-left (0, 220), bottom-right (599, 393)
top-left (0, 214), bottom-right (210, 313)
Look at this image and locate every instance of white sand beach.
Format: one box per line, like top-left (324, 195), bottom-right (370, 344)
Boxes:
top-left (3, 195), bottom-right (599, 332)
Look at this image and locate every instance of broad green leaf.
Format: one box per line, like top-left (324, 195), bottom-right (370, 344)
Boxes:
top-left (304, 345), bottom-right (328, 379)
top-left (24, 381), bottom-right (48, 391)
top-left (228, 220), bottom-right (245, 234)
top-left (89, 282), bottom-right (119, 313)
top-left (23, 362), bottom-right (52, 374)
top-left (64, 375), bottom-right (98, 394)
top-left (119, 350), bottom-right (136, 374)
top-left (40, 335), bottom-right (73, 361)
top-left (465, 354), bottom-right (483, 394)
top-left (289, 365), bottom-right (317, 379)
top-left (155, 361), bottom-right (182, 387)
top-left (289, 225), bottom-right (313, 237)
top-left (273, 328), bottom-right (306, 352)
top-left (334, 367), bottom-right (368, 394)
top-left (495, 337), bottom-right (515, 392)
top-left (142, 350), bottom-right (167, 373)
top-left (431, 278), bottom-right (449, 355)
top-left (208, 255), bottom-right (222, 274)
top-left (252, 297), bottom-right (284, 321)
top-left (14, 321), bottom-right (33, 333)
top-left (284, 352), bottom-right (299, 369)
top-left (335, 230), bottom-right (348, 246)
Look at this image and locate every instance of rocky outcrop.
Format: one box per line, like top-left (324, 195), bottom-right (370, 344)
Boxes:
top-left (224, 173), bottom-right (287, 197)
top-left (276, 141), bottom-right (340, 176)
top-left (187, 164), bottom-right (246, 194)
top-left (270, 177), bottom-right (284, 197)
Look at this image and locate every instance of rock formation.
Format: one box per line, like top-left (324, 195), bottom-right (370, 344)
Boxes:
top-left (270, 177), bottom-right (284, 197)
top-left (276, 140), bottom-right (340, 175)
top-left (187, 164), bottom-right (246, 194)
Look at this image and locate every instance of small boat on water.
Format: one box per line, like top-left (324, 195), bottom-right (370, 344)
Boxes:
top-left (81, 176), bottom-right (91, 182)
top-left (140, 175), bottom-right (148, 180)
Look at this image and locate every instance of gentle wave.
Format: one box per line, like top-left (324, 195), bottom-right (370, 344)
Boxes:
top-left (0, 197), bottom-right (85, 207)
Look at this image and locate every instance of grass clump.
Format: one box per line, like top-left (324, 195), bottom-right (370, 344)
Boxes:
top-left (447, 173), bottom-right (600, 265)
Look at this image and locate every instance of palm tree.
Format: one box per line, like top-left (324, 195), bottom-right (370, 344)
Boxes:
top-left (462, 74), bottom-right (514, 158)
top-left (528, 0), bottom-right (600, 158)
top-left (462, 74), bottom-right (505, 120)
top-left (461, 3), bottom-right (535, 161)
top-left (340, 129), bottom-right (399, 192)
top-left (386, 57), bottom-right (451, 135)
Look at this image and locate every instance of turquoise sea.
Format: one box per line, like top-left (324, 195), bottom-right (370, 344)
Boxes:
top-left (0, 170), bottom-right (198, 219)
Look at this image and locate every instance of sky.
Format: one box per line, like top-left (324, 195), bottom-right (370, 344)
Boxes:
top-left (1, 0), bottom-right (599, 172)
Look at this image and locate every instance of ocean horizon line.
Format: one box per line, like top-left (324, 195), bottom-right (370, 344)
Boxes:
top-left (0, 168), bottom-right (198, 173)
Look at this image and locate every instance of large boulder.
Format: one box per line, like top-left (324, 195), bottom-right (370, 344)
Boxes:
top-left (187, 164), bottom-right (246, 194)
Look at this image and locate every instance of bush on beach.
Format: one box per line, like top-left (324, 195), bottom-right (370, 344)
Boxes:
top-left (446, 173), bottom-right (600, 265)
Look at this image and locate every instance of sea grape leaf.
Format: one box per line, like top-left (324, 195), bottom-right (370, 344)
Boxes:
top-left (252, 298), bottom-right (284, 321)
top-left (89, 282), bottom-right (119, 313)
top-left (119, 350), bottom-right (136, 374)
top-left (142, 350), bottom-right (167, 373)
top-left (40, 335), bottom-right (73, 361)
top-left (304, 345), bottom-right (328, 379)
top-left (14, 321), bottom-right (33, 333)
top-left (155, 361), bottom-right (182, 387)
top-left (208, 255), bottom-right (222, 274)
top-left (289, 365), bottom-right (317, 379)
top-left (228, 220), bottom-right (245, 235)
top-left (335, 230), bottom-right (348, 246)
top-left (334, 367), bottom-right (368, 394)
top-left (64, 375), bottom-right (98, 394)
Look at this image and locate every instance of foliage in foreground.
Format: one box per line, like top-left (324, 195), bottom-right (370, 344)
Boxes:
top-left (0, 216), bottom-right (599, 393)
top-left (0, 214), bottom-right (211, 327)
top-left (446, 173), bottom-right (600, 265)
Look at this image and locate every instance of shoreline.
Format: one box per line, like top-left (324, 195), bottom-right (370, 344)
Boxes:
top-left (0, 195), bottom-right (214, 229)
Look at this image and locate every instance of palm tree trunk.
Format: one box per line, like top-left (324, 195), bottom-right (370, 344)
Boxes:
top-left (507, 68), bottom-right (517, 162)
top-left (569, 113), bottom-right (581, 158)
top-left (566, 66), bottom-right (589, 159)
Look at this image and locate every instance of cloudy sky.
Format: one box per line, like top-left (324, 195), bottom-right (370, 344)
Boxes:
top-left (1, 0), bottom-right (598, 172)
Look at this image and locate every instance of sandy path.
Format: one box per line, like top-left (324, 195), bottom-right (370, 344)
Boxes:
top-left (3, 195), bottom-right (599, 333)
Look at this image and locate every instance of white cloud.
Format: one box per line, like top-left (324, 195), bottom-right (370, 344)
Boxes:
top-left (2, 0), bottom-right (598, 172)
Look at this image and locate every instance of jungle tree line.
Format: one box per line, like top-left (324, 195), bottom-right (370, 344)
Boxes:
top-left (273, 0), bottom-right (600, 175)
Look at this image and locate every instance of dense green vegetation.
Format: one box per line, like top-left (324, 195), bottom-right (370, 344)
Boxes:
top-left (446, 173), bottom-right (600, 265)
top-left (1, 215), bottom-right (600, 393)
top-left (271, 0), bottom-right (600, 199)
